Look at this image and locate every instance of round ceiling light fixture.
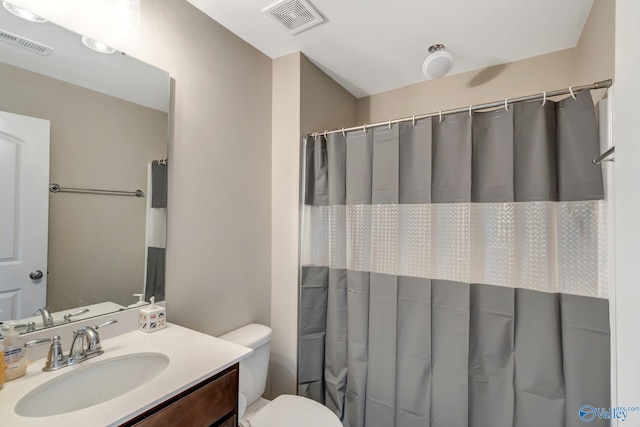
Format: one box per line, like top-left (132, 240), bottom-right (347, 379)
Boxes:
top-left (2, 1), bottom-right (47, 23)
top-left (81, 36), bottom-right (116, 54)
top-left (422, 44), bottom-right (454, 79)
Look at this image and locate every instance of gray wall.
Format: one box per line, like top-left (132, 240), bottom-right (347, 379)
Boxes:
top-left (573, 0), bottom-right (615, 99)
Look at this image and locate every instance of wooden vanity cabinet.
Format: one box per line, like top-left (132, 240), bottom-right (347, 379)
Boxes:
top-left (120, 363), bottom-right (239, 427)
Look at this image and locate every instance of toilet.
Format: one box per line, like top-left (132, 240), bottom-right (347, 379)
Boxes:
top-left (220, 323), bottom-right (342, 427)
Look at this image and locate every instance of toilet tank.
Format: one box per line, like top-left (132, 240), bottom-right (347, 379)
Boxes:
top-left (219, 323), bottom-right (272, 407)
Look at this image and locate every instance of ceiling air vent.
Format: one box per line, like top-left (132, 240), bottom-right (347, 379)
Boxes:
top-left (264, 0), bottom-right (324, 35)
top-left (0, 28), bottom-right (53, 56)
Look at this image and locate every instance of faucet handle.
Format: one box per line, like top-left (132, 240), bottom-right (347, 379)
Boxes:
top-left (63, 308), bottom-right (90, 321)
top-left (6, 322), bottom-right (36, 332)
top-left (25, 336), bottom-right (57, 348)
top-left (94, 319), bottom-right (118, 330)
top-left (25, 335), bottom-right (68, 371)
top-left (86, 319), bottom-right (118, 353)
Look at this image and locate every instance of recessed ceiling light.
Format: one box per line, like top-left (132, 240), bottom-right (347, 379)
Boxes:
top-left (81, 36), bottom-right (116, 54)
top-left (2, 1), bottom-right (47, 23)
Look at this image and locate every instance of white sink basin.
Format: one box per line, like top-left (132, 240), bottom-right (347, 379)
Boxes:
top-left (15, 352), bottom-right (169, 417)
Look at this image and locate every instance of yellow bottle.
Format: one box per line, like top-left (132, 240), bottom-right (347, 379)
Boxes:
top-left (0, 339), bottom-right (6, 390)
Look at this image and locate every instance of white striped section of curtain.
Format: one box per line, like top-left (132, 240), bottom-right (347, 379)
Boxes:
top-left (301, 200), bottom-right (608, 298)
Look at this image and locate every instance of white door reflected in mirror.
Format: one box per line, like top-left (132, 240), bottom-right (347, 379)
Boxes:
top-left (0, 110), bottom-right (49, 320)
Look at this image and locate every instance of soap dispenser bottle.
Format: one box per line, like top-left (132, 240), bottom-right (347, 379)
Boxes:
top-left (139, 297), bottom-right (166, 333)
top-left (128, 293), bottom-right (148, 308)
top-left (0, 338), bottom-right (5, 390)
top-left (2, 323), bottom-right (29, 381)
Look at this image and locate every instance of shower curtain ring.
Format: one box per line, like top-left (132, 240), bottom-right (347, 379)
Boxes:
top-left (362, 123), bottom-right (367, 135)
top-left (388, 119), bottom-right (392, 130)
top-left (412, 115), bottom-right (416, 126)
top-left (342, 128), bottom-right (346, 137)
top-left (324, 130), bottom-right (328, 139)
top-left (469, 105), bottom-right (473, 117)
top-left (504, 98), bottom-right (509, 111)
top-left (542, 91), bottom-right (547, 106)
top-left (439, 110), bottom-right (442, 122)
top-left (569, 86), bottom-right (576, 99)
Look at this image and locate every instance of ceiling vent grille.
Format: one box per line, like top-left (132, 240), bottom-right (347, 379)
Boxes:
top-left (0, 29), bottom-right (53, 56)
top-left (264, 0), bottom-right (324, 35)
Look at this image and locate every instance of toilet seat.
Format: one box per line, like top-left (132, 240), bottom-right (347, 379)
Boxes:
top-left (248, 395), bottom-right (342, 427)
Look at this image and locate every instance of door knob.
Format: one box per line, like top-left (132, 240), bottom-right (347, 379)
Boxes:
top-left (29, 270), bottom-right (43, 280)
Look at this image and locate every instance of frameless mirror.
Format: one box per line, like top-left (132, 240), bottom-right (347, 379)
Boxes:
top-left (0, 3), bottom-right (169, 333)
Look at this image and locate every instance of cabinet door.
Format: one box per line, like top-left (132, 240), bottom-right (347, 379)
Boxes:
top-left (126, 364), bottom-right (238, 427)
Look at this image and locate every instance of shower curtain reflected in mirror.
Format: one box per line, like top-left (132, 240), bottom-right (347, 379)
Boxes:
top-left (299, 90), bottom-right (610, 427)
top-left (145, 160), bottom-right (167, 302)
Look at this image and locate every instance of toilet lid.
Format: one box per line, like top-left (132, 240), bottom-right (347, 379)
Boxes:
top-left (249, 395), bottom-right (342, 427)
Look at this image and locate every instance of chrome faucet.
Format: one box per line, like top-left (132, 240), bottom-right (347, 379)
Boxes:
top-left (69, 319), bottom-right (117, 364)
top-left (25, 319), bottom-right (118, 371)
top-left (33, 306), bottom-right (54, 327)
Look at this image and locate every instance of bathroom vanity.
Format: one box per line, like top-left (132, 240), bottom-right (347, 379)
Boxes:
top-left (122, 364), bottom-right (239, 426)
top-left (0, 323), bottom-right (252, 426)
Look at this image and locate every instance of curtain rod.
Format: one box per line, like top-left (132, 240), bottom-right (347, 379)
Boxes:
top-left (311, 79), bottom-right (612, 137)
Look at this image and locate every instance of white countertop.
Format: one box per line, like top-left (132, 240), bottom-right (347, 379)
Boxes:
top-left (0, 323), bottom-right (252, 426)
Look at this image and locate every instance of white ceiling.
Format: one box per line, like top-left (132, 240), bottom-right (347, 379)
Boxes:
top-left (0, 4), bottom-right (169, 112)
top-left (186, 0), bottom-right (594, 98)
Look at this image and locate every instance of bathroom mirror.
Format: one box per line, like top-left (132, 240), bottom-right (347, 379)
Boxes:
top-left (0, 4), bottom-right (169, 333)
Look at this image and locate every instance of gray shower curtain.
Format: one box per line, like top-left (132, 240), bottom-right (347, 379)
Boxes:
top-left (298, 90), bottom-right (610, 427)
